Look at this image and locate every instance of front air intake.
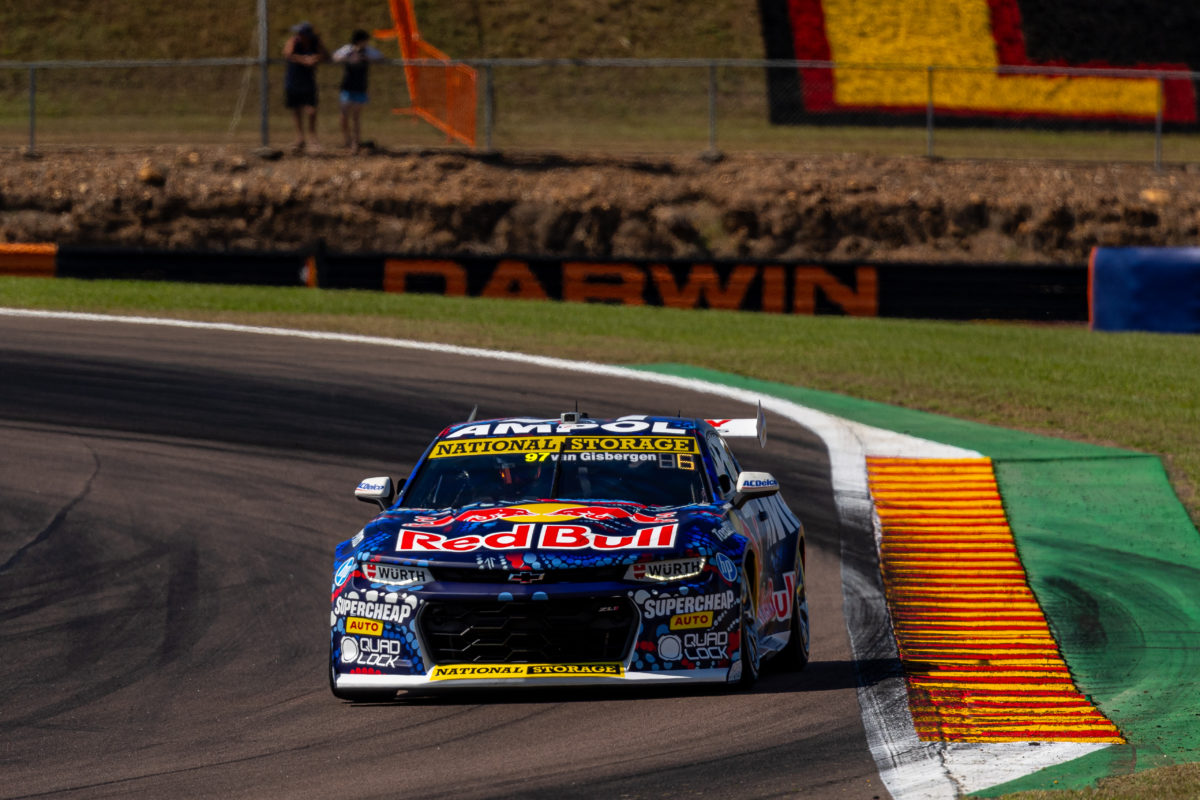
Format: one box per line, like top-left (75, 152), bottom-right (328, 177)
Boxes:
top-left (420, 596), bottom-right (637, 664)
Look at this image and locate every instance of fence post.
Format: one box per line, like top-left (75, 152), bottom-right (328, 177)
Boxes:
top-left (925, 65), bottom-right (935, 158)
top-left (1154, 75), bottom-right (1164, 171)
top-left (707, 62), bottom-right (718, 155)
top-left (258, 0), bottom-right (270, 146)
top-left (26, 66), bottom-right (38, 152)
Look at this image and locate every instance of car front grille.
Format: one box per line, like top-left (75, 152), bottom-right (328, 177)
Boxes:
top-left (420, 596), bottom-right (638, 664)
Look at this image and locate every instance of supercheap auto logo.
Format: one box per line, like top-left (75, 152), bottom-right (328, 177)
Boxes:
top-left (429, 663), bottom-right (623, 681)
top-left (346, 616), bottom-right (383, 636)
top-left (669, 611), bottom-right (714, 630)
top-left (639, 589), bottom-right (735, 619)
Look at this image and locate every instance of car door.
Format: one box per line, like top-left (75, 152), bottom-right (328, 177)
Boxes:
top-left (706, 429), bottom-right (797, 639)
top-left (704, 430), bottom-right (771, 618)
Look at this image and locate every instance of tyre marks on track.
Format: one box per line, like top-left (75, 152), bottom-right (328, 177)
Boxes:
top-left (867, 457), bottom-right (1125, 744)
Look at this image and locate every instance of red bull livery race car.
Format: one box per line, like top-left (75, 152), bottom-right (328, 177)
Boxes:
top-left (329, 409), bottom-right (809, 700)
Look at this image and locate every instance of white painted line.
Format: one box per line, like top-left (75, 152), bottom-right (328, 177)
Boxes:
top-left (0, 307), bottom-right (1108, 798)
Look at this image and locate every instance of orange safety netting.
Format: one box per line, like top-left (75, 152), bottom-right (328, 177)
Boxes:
top-left (376, 0), bottom-right (477, 147)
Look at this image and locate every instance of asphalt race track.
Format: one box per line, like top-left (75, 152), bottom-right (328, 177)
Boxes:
top-left (0, 314), bottom-right (891, 800)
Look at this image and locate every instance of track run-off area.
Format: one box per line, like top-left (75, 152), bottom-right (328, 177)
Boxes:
top-left (1, 309), bottom-right (1198, 799)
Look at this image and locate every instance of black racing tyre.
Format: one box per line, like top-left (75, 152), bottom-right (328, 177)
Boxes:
top-left (329, 663), bottom-right (396, 703)
top-left (779, 542), bottom-right (810, 670)
top-left (738, 564), bottom-right (761, 688)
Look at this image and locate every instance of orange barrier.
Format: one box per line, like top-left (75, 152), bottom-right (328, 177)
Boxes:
top-left (376, 0), bottom-right (477, 147)
top-left (0, 243), bottom-right (57, 277)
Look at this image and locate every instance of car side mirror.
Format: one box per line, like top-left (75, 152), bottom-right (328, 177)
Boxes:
top-left (355, 476), bottom-right (396, 510)
top-left (731, 471), bottom-right (779, 509)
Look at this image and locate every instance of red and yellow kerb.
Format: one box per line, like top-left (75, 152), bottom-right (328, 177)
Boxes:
top-left (867, 457), bottom-right (1124, 743)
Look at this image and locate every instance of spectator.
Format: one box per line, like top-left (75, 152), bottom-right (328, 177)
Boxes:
top-left (283, 21), bottom-right (329, 153)
top-left (332, 29), bottom-right (386, 154)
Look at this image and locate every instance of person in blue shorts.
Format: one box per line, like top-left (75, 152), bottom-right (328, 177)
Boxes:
top-left (332, 29), bottom-right (386, 154)
top-left (283, 21), bottom-right (330, 153)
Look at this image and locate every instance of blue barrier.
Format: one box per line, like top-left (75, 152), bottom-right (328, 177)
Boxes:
top-left (1090, 247), bottom-right (1200, 333)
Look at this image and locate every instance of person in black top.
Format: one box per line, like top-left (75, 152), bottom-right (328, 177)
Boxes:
top-left (332, 29), bottom-right (385, 154)
top-left (283, 21), bottom-right (329, 153)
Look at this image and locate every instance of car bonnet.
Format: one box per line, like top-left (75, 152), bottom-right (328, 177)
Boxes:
top-left (355, 501), bottom-right (732, 568)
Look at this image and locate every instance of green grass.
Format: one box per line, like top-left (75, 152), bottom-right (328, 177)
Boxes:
top-left (4, 276), bottom-right (1199, 521)
top-left (0, 0), bottom-right (766, 62)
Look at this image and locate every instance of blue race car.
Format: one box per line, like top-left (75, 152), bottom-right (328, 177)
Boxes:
top-left (329, 409), bottom-right (808, 700)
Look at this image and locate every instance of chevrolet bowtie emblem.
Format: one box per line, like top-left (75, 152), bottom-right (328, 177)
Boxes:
top-left (507, 572), bottom-right (545, 584)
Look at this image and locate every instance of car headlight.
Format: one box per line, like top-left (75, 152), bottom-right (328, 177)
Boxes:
top-left (625, 557), bottom-right (706, 582)
top-left (360, 560), bottom-right (432, 587)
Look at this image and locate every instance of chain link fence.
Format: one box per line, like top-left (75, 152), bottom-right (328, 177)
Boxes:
top-left (2, 57), bottom-right (1198, 165)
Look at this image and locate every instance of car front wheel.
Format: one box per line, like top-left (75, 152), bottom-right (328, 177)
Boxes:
top-left (780, 543), bottom-right (810, 670)
top-left (738, 566), bottom-right (761, 688)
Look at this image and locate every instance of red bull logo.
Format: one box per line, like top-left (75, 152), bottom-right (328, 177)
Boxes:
top-left (395, 522), bottom-right (679, 552)
top-left (553, 506), bottom-right (674, 523)
top-left (412, 503), bottom-right (676, 527)
top-left (761, 571), bottom-right (797, 625)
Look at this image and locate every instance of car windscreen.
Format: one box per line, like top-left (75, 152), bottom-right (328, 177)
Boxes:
top-left (400, 435), bottom-right (710, 508)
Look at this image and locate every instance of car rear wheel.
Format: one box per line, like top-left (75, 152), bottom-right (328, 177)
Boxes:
top-left (738, 565), bottom-right (761, 688)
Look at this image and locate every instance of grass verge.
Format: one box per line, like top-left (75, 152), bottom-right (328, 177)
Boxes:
top-left (3, 276), bottom-right (1199, 523)
top-left (998, 763), bottom-right (1200, 799)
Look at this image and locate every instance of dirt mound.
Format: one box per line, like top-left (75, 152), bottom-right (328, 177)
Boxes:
top-left (2, 146), bottom-right (1198, 264)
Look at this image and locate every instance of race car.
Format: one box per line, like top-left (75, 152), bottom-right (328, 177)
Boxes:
top-left (329, 408), bottom-right (809, 700)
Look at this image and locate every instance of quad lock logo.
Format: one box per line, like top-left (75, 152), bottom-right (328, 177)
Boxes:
top-left (340, 636), bottom-right (406, 669)
top-left (657, 630), bottom-right (729, 662)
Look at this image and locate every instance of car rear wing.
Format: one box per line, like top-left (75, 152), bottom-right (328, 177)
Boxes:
top-left (705, 401), bottom-right (767, 448)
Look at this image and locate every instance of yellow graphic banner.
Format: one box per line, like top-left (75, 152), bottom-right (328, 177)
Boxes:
top-left (822, 0), bottom-right (1160, 117)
